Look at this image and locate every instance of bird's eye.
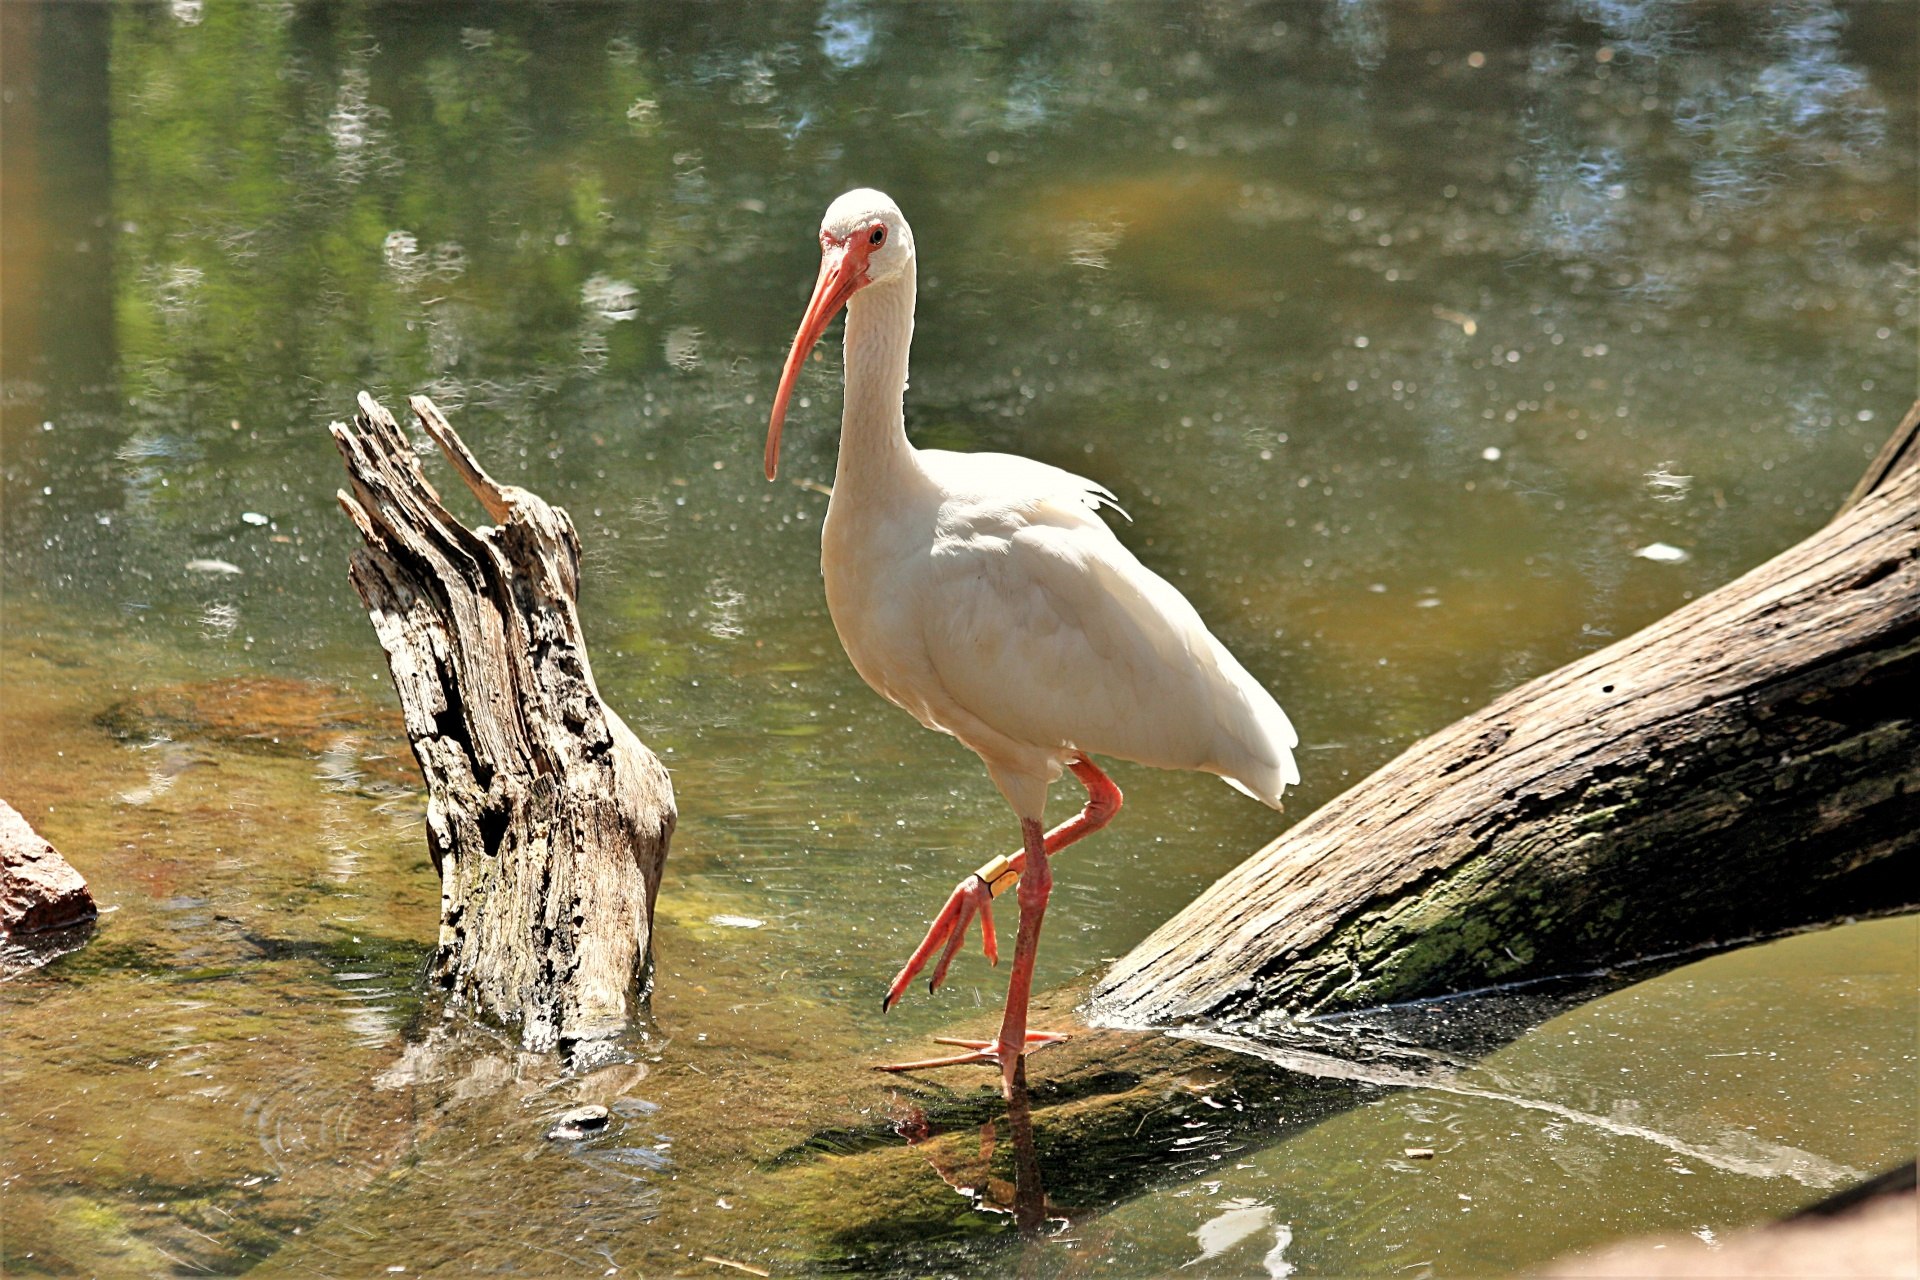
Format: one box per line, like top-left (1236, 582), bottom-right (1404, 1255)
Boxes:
top-left (869, 225), bottom-right (887, 247)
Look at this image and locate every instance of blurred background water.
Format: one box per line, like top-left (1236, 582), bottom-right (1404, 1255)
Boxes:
top-left (1, 2), bottom-right (1913, 1275)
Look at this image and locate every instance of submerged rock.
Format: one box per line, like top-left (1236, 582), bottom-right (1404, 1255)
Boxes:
top-left (95, 676), bottom-right (417, 793)
top-left (546, 1104), bottom-right (611, 1141)
top-left (0, 798), bottom-right (96, 936)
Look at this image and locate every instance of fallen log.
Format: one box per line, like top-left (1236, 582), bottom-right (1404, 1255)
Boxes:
top-left (1092, 403), bottom-right (1920, 1031)
top-left (331, 393), bottom-right (674, 1054)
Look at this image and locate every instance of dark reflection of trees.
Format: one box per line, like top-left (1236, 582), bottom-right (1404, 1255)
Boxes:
top-left (3, 0), bottom-right (1908, 713)
top-left (1525, 0), bottom-right (1892, 305)
top-left (67, 3), bottom-right (1908, 400)
top-left (94, 1), bottom-right (1902, 408)
top-left (0, 2), bottom-right (115, 509)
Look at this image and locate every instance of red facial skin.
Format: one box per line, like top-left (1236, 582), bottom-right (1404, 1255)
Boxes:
top-left (765, 223), bottom-right (887, 481)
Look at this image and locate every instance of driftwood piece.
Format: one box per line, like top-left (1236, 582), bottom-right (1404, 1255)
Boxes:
top-left (1092, 404), bottom-right (1920, 1031)
top-left (331, 393), bottom-right (674, 1052)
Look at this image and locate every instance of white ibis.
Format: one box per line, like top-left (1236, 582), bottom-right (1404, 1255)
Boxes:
top-left (766, 189), bottom-right (1298, 1096)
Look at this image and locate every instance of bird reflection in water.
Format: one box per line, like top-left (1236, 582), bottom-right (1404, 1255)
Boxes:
top-left (892, 1063), bottom-right (1072, 1240)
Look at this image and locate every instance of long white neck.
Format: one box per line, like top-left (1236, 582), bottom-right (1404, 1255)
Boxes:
top-left (834, 259), bottom-right (917, 493)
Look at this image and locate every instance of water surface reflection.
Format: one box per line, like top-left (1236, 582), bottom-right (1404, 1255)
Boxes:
top-left (1, 0), bottom-right (1913, 1274)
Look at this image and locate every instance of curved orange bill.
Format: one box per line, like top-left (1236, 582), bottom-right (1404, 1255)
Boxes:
top-left (766, 241), bottom-right (864, 481)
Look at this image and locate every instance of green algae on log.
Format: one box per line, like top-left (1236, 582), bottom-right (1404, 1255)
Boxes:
top-left (331, 393), bottom-right (675, 1054)
top-left (760, 1048), bottom-right (1322, 1264)
top-left (1093, 401), bottom-right (1920, 1030)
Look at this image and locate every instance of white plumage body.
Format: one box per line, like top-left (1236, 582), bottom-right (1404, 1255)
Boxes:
top-left (821, 445), bottom-right (1299, 822)
top-left (768, 186), bottom-right (1298, 827)
top-left (765, 188), bottom-right (1300, 1086)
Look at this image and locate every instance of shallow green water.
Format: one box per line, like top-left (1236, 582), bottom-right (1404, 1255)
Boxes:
top-left (2, 2), bottom-right (1914, 1275)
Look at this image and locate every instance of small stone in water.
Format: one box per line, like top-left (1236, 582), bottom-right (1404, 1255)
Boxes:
top-left (1634, 541), bottom-right (1689, 563)
top-left (242, 511), bottom-right (270, 526)
top-left (1405, 1147), bottom-right (1436, 1159)
top-left (547, 1104), bottom-right (609, 1141)
top-left (709, 914), bottom-right (765, 929)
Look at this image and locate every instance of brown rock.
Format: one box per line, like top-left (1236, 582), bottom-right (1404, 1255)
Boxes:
top-left (0, 798), bottom-right (96, 936)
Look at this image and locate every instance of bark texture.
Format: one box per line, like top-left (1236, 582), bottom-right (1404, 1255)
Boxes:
top-left (331, 393), bottom-right (674, 1052)
top-left (0, 797), bottom-right (95, 937)
top-left (1092, 404), bottom-right (1920, 1031)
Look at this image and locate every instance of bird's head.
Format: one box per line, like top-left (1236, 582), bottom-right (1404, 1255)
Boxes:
top-left (821, 187), bottom-right (914, 287)
top-left (765, 188), bottom-right (914, 480)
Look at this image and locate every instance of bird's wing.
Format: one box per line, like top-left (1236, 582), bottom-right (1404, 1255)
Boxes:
top-left (917, 449), bottom-right (1128, 524)
top-left (912, 451), bottom-right (1298, 808)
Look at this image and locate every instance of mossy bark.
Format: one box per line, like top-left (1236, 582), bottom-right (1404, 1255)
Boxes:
top-left (331, 393), bottom-right (674, 1053)
top-left (1092, 403), bottom-right (1920, 1031)
top-left (754, 991), bottom-right (1375, 1269)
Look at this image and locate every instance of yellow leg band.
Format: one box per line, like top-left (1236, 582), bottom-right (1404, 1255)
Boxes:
top-left (972, 854), bottom-right (1021, 899)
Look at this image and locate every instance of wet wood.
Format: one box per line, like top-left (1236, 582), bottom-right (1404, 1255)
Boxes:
top-left (330, 393), bottom-right (674, 1053)
top-left (1092, 402), bottom-right (1920, 1030)
top-left (761, 994), bottom-right (1372, 1266)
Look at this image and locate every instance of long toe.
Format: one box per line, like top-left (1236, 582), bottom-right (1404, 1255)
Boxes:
top-left (885, 874), bottom-right (995, 1009)
top-left (874, 1046), bottom-right (1001, 1072)
top-left (933, 1033), bottom-right (1065, 1048)
top-left (883, 880), bottom-right (972, 1010)
top-left (873, 1031), bottom-right (1070, 1074)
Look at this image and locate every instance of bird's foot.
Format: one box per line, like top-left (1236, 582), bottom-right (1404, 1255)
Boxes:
top-left (882, 864), bottom-right (1017, 1012)
top-left (873, 1032), bottom-right (1068, 1074)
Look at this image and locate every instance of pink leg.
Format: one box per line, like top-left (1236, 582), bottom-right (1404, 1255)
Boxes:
top-left (994, 814), bottom-right (1054, 1094)
top-left (882, 758), bottom-right (1121, 1011)
top-left (878, 759), bottom-right (1123, 1093)
top-left (877, 816), bottom-right (1058, 1095)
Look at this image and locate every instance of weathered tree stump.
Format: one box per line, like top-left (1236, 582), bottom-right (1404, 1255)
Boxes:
top-left (1092, 403), bottom-right (1920, 1031)
top-left (331, 393), bottom-right (674, 1053)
